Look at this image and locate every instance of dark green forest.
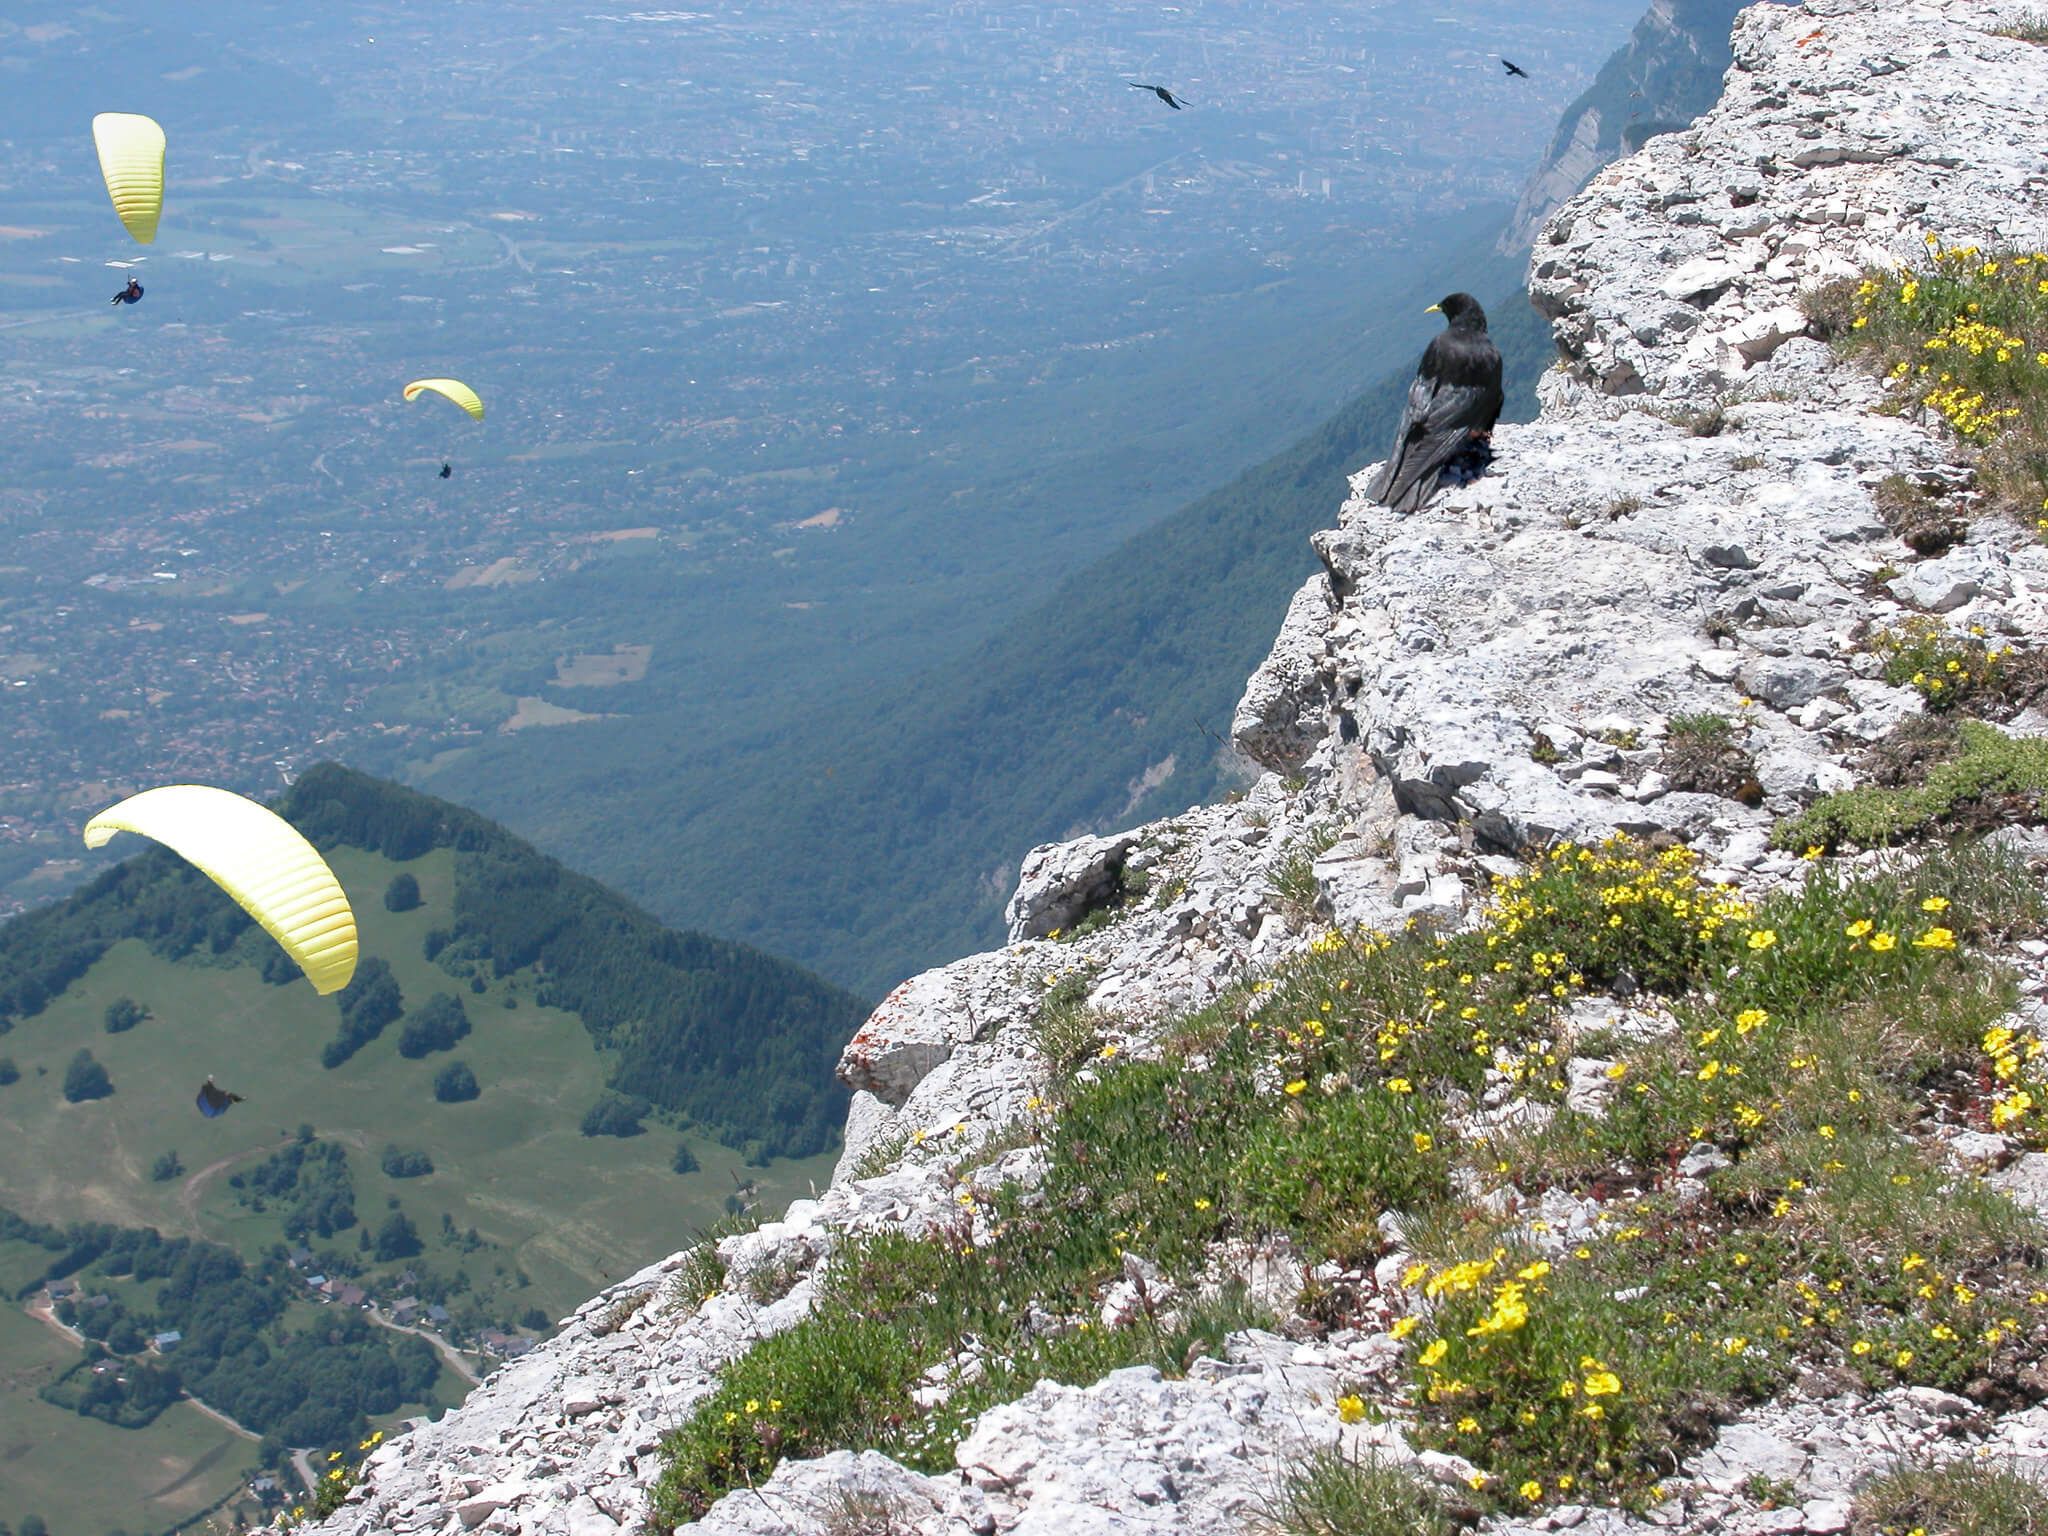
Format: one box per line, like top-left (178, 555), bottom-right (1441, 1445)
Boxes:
top-left (0, 765), bottom-right (866, 1159)
top-left (284, 764), bottom-right (864, 1158)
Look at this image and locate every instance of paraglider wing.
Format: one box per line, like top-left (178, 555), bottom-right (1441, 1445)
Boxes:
top-left (91, 113), bottom-right (167, 245)
top-left (402, 378), bottom-right (485, 422)
top-left (83, 786), bottom-right (358, 995)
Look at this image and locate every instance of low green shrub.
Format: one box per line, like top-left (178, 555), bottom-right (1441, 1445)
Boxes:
top-left (1774, 722), bottom-right (2048, 850)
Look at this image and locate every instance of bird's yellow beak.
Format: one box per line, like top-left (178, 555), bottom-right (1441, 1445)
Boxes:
top-left (1424, 304), bottom-right (1441, 314)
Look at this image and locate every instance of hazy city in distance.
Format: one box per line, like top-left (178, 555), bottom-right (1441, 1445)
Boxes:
top-left (0, 0), bottom-right (1639, 953)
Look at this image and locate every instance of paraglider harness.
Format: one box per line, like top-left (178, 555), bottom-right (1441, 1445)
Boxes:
top-left (195, 1077), bottom-right (245, 1118)
top-left (111, 276), bottom-right (143, 306)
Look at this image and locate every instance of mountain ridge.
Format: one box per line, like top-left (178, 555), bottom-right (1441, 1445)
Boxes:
top-left (1498, 0), bottom-right (1765, 255)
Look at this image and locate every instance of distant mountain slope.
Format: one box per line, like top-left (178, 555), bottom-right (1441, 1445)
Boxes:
top-left (1498, 0), bottom-right (1762, 255)
top-left (507, 244), bottom-right (1556, 996)
top-left (0, 763), bottom-right (863, 1159)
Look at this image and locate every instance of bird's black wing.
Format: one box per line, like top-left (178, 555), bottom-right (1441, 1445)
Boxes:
top-left (1366, 331), bottom-right (1504, 512)
top-left (1163, 90), bottom-right (1183, 109)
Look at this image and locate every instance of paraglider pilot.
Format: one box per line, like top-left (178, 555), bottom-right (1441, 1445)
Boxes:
top-left (195, 1077), bottom-right (245, 1118)
top-left (110, 276), bottom-right (143, 306)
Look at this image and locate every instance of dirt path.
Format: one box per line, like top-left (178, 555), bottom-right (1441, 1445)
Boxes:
top-left (23, 1295), bottom-right (82, 1348)
top-left (144, 1435), bottom-right (234, 1499)
top-left (27, 1297), bottom-right (266, 1435)
top-left (367, 1309), bottom-right (480, 1386)
top-left (182, 1391), bottom-right (261, 1443)
top-left (178, 1144), bottom-right (268, 1226)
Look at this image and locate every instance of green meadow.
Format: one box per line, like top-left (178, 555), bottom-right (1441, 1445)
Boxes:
top-left (0, 840), bottom-right (837, 1529)
top-left (0, 1238), bottom-right (263, 1533)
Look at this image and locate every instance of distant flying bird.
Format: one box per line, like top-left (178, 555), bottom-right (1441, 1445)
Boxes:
top-left (1501, 58), bottom-right (1530, 78)
top-left (1129, 82), bottom-right (1186, 110)
top-left (1365, 293), bottom-right (1504, 513)
top-left (439, 462), bottom-right (453, 479)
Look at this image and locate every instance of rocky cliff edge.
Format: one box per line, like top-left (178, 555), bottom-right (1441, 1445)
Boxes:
top-left (311, 2), bottom-right (2048, 1532)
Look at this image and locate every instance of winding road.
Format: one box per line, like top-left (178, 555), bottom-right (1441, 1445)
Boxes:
top-left (365, 1307), bottom-right (481, 1386)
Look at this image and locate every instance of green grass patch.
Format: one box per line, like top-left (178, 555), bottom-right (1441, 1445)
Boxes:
top-left (1257, 1447), bottom-right (1460, 1536)
top-left (1405, 845), bottom-right (2048, 1511)
top-left (1810, 238), bottom-right (2048, 512)
top-left (1028, 968), bottom-right (1113, 1082)
top-left (1772, 722), bottom-right (2048, 850)
top-left (1267, 825), bottom-right (1341, 923)
top-left (1997, 12), bottom-right (2048, 46)
top-left (1851, 1456), bottom-right (2048, 1535)
top-left (1660, 712), bottom-right (1762, 803)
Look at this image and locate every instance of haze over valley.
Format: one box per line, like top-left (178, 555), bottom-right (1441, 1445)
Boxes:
top-left (0, 0), bottom-right (1639, 989)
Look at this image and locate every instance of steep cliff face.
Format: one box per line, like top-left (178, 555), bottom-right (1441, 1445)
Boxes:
top-left (310, 3), bottom-right (2048, 1533)
top-left (1498, 0), bottom-right (1762, 256)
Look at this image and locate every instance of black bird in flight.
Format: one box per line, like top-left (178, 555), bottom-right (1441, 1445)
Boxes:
top-left (439, 462), bottom-right (453, 479)
top-left (1130, 82), bottom-right (1186, 110)
top-left (1501, 58), bottom-right (1530, 78)
top-left (1366, 293), bottom-right (1505, 513)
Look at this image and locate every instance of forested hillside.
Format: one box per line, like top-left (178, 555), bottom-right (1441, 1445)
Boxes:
top-left (519, 247), bottom-right (1555, 995)
top-left (0, 764), bottom-right (864, 1159)
top-left (0, 773), bottom-right (852, 1529)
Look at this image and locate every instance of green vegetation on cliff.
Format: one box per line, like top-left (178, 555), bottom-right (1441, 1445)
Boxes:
top-left (654, 839), bottom-right (2048, 1526)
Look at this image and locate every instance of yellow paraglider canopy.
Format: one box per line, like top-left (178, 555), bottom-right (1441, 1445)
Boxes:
top-left (83, 786), bottom-right (359, 996)
top-left (91, 113), bottom-right (167, 245)
top-left (402, 378), bottom-right (485, 422)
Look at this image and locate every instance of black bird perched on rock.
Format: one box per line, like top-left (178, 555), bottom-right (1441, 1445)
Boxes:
top-left (1501, 58), bottom-right (1530, 78)
top-left (1366, 293), bottom-right (1504, 513)
top-left (1129, 82), bottom-right (1186, 109)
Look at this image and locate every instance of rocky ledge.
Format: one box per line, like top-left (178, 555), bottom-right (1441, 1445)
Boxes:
top-left (308, 2), bottom-right (2048, 1533)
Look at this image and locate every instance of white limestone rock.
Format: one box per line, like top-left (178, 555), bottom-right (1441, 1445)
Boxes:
top-left (1005, 831), bottom-right (1142, 942)
top-left (1234, 575), bottom-right (1336, 772)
